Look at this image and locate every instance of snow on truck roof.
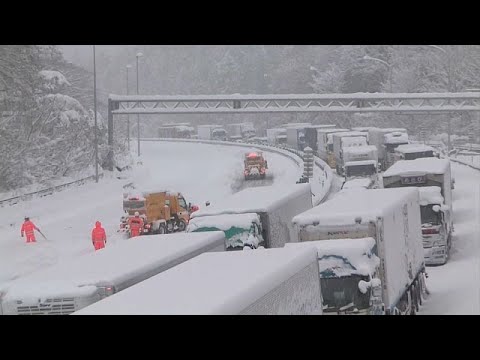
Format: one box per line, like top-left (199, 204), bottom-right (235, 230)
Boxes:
top-left (384, 132), bottom-right (409, 144)
top-left (395, 144), bottom-right (435, 154)
top-left (317, 128), bottom-right (350, 134)
top-left (188, 213), bottom-right (261, 232)
top-left (341, 178), bottom-right (372, 190)
top-left (333, 131), bottom-right (367, 138)
top-left (344, 160), bottom-right (377, 167)
top-left (75, 247), bottom-right (318, 315)
top-left (418, 186), bottom-right (444, 206)
top-left (285, 238), bottom-right (379, 277)
top-left (292, 187), bottom-right (418, 227)
top-left (343, 145), bottom-right (377, 154)
top-left (192, 183), bottom-right (312, 218)
top-left (1, 232), bottom-right (225, 302)
top-left (383, 158), bottom-right (450, 178)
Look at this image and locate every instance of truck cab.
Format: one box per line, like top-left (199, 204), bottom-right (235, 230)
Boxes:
top-left (394, 144), bottom-right (436, 163)
top-left (186, 213), bottom-right (265, 250)
top-left (244, 152), bottom-right (268, 180)
top-left (383, 132), bottom-right (409, 170)
top-left (212, 128), bottom-right (227, 141)
top-left (343, 160), bottom-right (380, 190)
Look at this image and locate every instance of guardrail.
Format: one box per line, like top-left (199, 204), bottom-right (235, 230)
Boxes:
top-left (0, 174), bottom-right (105, 208)
top-left (142, 138), bottom-right (334, 205)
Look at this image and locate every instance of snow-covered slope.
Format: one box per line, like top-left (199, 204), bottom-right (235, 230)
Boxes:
top-left (0, 141), bottom-right (300, 285)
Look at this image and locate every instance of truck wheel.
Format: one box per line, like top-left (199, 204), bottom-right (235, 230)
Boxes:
top-left (177, 219), bottom-right (187, 232)
top-left (158, 224), bottom-right (166, 234)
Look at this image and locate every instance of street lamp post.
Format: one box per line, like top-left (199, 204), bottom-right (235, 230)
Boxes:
top-left (126, 64), bottom-right (132, 151)
top-left (136, 52), bottom-right (143, 157)
top-left (427, 45), bottom-right (453, 153)
top-left (363, 55), bottom-right (393, 92)
top-left (93, 45), bottom-right (99, 183)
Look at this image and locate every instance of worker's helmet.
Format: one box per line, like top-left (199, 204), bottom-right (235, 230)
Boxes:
top-left (134, 211), bottom-right (140, 217)
top-left (24, 216), bottom-right (29, 221)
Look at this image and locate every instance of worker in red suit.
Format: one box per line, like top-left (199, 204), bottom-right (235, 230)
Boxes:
top-left (128, 212), bottom-right (144, 238)
top-left (21, 217), bottom-right (40, 243)
top-left (91, 221), bottom-right (107, 251)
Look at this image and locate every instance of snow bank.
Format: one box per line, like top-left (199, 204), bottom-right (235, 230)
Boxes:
top-left (285, 237), bottom-right (380, 277)
top-left (293, 187), bottom-right (418, 227)
top-left (395, 144), bottom-right (435, 154)
top-left (75, 246), bottom-right (319, 315)
top-left (187, 213), bottom-right (260, 232)
top-left (383, 158), bottom-right (450, 177)
top-left (1, 232), bottom-right (225, 303)
top-left (418, 186), bottom-right (444, 206)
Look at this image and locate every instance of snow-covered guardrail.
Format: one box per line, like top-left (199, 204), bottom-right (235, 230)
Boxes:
top-left (0, 174), bottom-right (105, 208)
top-left (448, 157), bottom-right (480, 171)
top-left (140, 138), bottom-right (334, 205)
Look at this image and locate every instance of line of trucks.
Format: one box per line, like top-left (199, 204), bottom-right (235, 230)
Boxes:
top-left (2, 166), bottom-right (448, 315)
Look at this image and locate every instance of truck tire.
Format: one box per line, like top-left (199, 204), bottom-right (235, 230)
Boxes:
top-left (158, 224), bottom-right (166, 234)
top-left (177, 219), bottom-right (187, 232)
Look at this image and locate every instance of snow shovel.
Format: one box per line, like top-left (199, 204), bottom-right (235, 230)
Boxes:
top-left (37, 229), bottom-right (49, 241)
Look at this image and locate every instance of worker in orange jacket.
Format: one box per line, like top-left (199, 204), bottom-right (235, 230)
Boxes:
top-left (21, 217), bottom-right (40, 243)
top-left (128, 212), bottom-right (144, 238)
top-left (91, 221), bottom-right (107, 251)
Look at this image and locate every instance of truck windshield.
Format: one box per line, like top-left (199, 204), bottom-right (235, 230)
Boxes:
top-left (321, 275), bottom-right (371, 313)
top-left (178, 196), bottom-right (187, 210)
top-left (420, 204), bottom-right (442, 225)
top-left (123, 200), bottom-right (146, 210)
top-left (213, 129), bottom-right (226, 137)
top-left (327, 143), bottom-right (334, 152)
top-left (404, 151), bottom-right (434, 160)
top-left (385, 143), bottom-right (408, 152)
top-left (346, 164), bottom-right (376, 177)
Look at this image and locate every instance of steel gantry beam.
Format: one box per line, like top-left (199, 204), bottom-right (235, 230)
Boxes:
top-left (109, 92), bottom-right (480, 115)
top-left (106, 92), bottom-right (480, 170)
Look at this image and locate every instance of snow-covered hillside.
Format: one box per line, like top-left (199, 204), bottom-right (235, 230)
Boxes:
top-left (0, 141), bottom-right (301, 285)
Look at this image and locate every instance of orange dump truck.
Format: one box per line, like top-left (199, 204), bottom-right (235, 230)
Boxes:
top-left (120, 190), bottom-right (196, 237)
top-left (244, 152), bottom-right (268, 180)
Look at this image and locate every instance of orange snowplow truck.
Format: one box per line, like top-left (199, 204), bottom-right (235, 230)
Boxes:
top-left (120, 191), bottom-right (197, 237)
top-left (244, 152), bottom-right (268, 180)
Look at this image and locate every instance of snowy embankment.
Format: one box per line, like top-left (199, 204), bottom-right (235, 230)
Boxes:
top-left (0, 141), bottom-right (302, 285)
top-left (419, 161), bottom-right (480, 314)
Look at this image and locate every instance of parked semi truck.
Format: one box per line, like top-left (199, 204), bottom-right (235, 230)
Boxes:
top-left (304, 125), bottom-right (336, 152)
top-left (342, 145), bottom-right (380, 189)
top-left (316, 128), bottom-right (350, 167)
top-left (197, 125), bottom-right (227, 141)
top-left (226, 122), bottom-right (256, 140)
top-left (332, 131), bottom-right (369, 175)
top-left (158, 124), bottom-right (195, 139)
top-left (120, 190), bottom-right (194, 236)
top-left (74, 247), bottom-right (323, 315)
top-left (383, 132), bottom-right (410, 169)
top-left (368, 128), bottom-right (408, 170)
top-left (286, 126), bottom-right (308, 151)
top-left (382, 158), bottom-right (453, 265)
top-left (0, 232), bottom-right (226, 315)
top-left (187, 183), bottom-right (313, 250)
top-left (289, 187), bottom-right (426, 315)
top-left (266, 128), bottom-right (287, 146)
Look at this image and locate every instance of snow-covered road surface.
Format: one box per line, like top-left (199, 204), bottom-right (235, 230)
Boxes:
top-left (0, 141), bottom-right (301, 285)
top-left (420, 162), bottom-right (480, 314)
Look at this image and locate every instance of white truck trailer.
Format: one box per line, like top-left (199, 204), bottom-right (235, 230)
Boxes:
top-left (226, 122), bottom-right (256, 140)
top-left (289, 187), bottom-right (426, 315)
top-left (316, 128), bottom-right (350, 167)
top-left (332, 131), bottom-right (369, 175)
top-left (187, 183), bottom-right (313, 250)
top-left (0, 232), bottom-right (225, 315)
top-left (197, 124), bottom-right (227, 141)
top-left (382, 158), bottom-right (453, 265)
top-left (394, 144), bottom-right (437, 162)
top-left (74, 247), bottom-right (323, 315)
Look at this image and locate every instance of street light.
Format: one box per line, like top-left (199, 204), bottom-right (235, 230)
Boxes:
top-left (136, 52), bottom-right (143, 157)
top-left (126, 64), bottom-right (132, 151)
top-left (426, 45), bottom-right (454, 152)
top-left (93, 45), bottom-right (99, 183)
top-left (363, 55), bottom-right (393, 92)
